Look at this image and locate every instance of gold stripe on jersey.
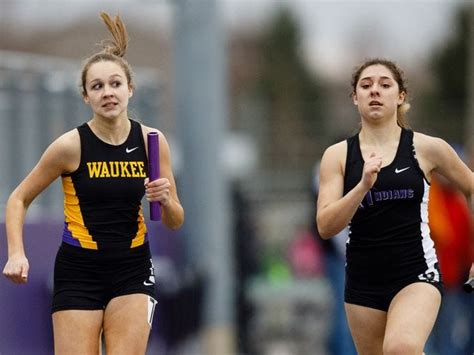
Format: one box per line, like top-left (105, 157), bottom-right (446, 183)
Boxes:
top-left (86, 161), bottom-right (147, 178)
top-left (130, 206), bottom-right (148, 248)
top-left (62, 176), bottom-right (98, 250)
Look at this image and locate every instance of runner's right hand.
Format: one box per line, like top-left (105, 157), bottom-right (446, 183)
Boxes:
top-left (3, 254), bottom-right (29, 284)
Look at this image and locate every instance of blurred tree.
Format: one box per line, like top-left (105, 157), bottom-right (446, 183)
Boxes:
top-left (420, 6), bottom-right (470, 143)
top-left (258, 7), bottom-right (326, 172)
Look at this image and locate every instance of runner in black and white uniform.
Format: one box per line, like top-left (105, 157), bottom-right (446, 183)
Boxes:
top-left (316, 58), bottom-right (473, 355)
top-left (344, 127), bottom-right (443, 312)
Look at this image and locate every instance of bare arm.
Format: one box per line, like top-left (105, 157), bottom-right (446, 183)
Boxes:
top-left (316, 141), bottom-right (382, 239)
top-left (415, 134), bottom-right (473, 199)
top-left (142, 126), bottom-right (184, 230)
top-left (3, 131), bottom-right (79, 283)
top-left (415, 134), bottom-right (474, 285)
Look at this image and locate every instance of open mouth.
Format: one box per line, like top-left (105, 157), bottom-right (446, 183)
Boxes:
top-left (102, 102), bottom-right (118, 109)
top-left (369, 101), bottom-right (382, 106)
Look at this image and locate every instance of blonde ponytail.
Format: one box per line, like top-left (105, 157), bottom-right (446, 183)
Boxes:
top-left (99, 12), bottom-right (128, 57)
top-left (80, 12), bottom-right (134, 97)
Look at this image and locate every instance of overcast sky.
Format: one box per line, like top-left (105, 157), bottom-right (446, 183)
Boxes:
top-left (2, 0), bottom-right (468, 79)
top-left (222, 0), bottom-right (467, 79)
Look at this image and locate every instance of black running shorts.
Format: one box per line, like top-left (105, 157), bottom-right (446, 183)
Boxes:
top-left (52, 242), bottom-right (157, 313)
top-left (344, 272), bottom-right (444, 312)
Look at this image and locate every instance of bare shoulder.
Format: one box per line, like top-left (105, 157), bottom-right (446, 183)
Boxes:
top-left (140, 124), bottom-right (165, 139)
top-left (413, 131), bottom-right (443, 149)
top-left (54, 129), bottom-right (80, 150)
top-left (413, 132), bottom-right (453, 160)
top-left (35, 128), bottom-right (80, 175)
top-left (325, 140), bottom-right (347, 155)
top-left (320, 140), bottom-right (347, 175)
top-left (322, 140), bottom-right (347, 163)
top-left (42, 129), bottom-right (79, 161)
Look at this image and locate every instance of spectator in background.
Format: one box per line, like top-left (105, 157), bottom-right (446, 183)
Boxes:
top-left (311, 161), bottom-right (357, 355)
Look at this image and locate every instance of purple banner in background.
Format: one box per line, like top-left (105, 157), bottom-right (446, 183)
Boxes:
top-left (148, 132), bottom-right (161, 221)
top-left (0, 221), bottom-right (182, 354)
top-left (0, 222), bottom-right (59, 355)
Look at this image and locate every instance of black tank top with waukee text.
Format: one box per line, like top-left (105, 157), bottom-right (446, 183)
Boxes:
top-left (343, 128), bottom-right (440, 286)
top-left (61, 119), bottom-right (149, 251)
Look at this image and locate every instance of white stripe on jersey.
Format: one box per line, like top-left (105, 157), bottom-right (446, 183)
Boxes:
top-left (419, 179), bottom-right (440, 282)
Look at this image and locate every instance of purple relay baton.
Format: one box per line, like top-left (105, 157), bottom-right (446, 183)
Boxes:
top-left (147, 132), bottom-right (161, 221)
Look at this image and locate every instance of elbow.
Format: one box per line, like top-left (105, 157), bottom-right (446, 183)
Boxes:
top-left (7, 191), bottom-right (30, 212)
top-left (169, 218), bottom-right (184, 231)
top-left (161, 203), bottom-right (184, 230)
top-left (168, 211), bottom-right (184, 231)
top-left (168, 224), bottom-right (181, 231)
top-left (318, 226), bottom-right (332, 240)
top-left (316, 214), bottom-right (332, 240)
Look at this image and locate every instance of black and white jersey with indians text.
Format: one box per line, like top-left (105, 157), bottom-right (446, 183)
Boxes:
top-left (343, 128), bottom-right (441, 287)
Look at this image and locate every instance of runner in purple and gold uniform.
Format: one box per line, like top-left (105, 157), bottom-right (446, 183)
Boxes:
top-left (3, 12), bottom-right (184, 355)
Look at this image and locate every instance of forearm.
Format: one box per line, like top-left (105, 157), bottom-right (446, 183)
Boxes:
top-left (161, 199), bottom-right (184, 230)
top-left (5, 194), bottom-right (28, 258)
top-left (317, 182), bottom-right (368, 239)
